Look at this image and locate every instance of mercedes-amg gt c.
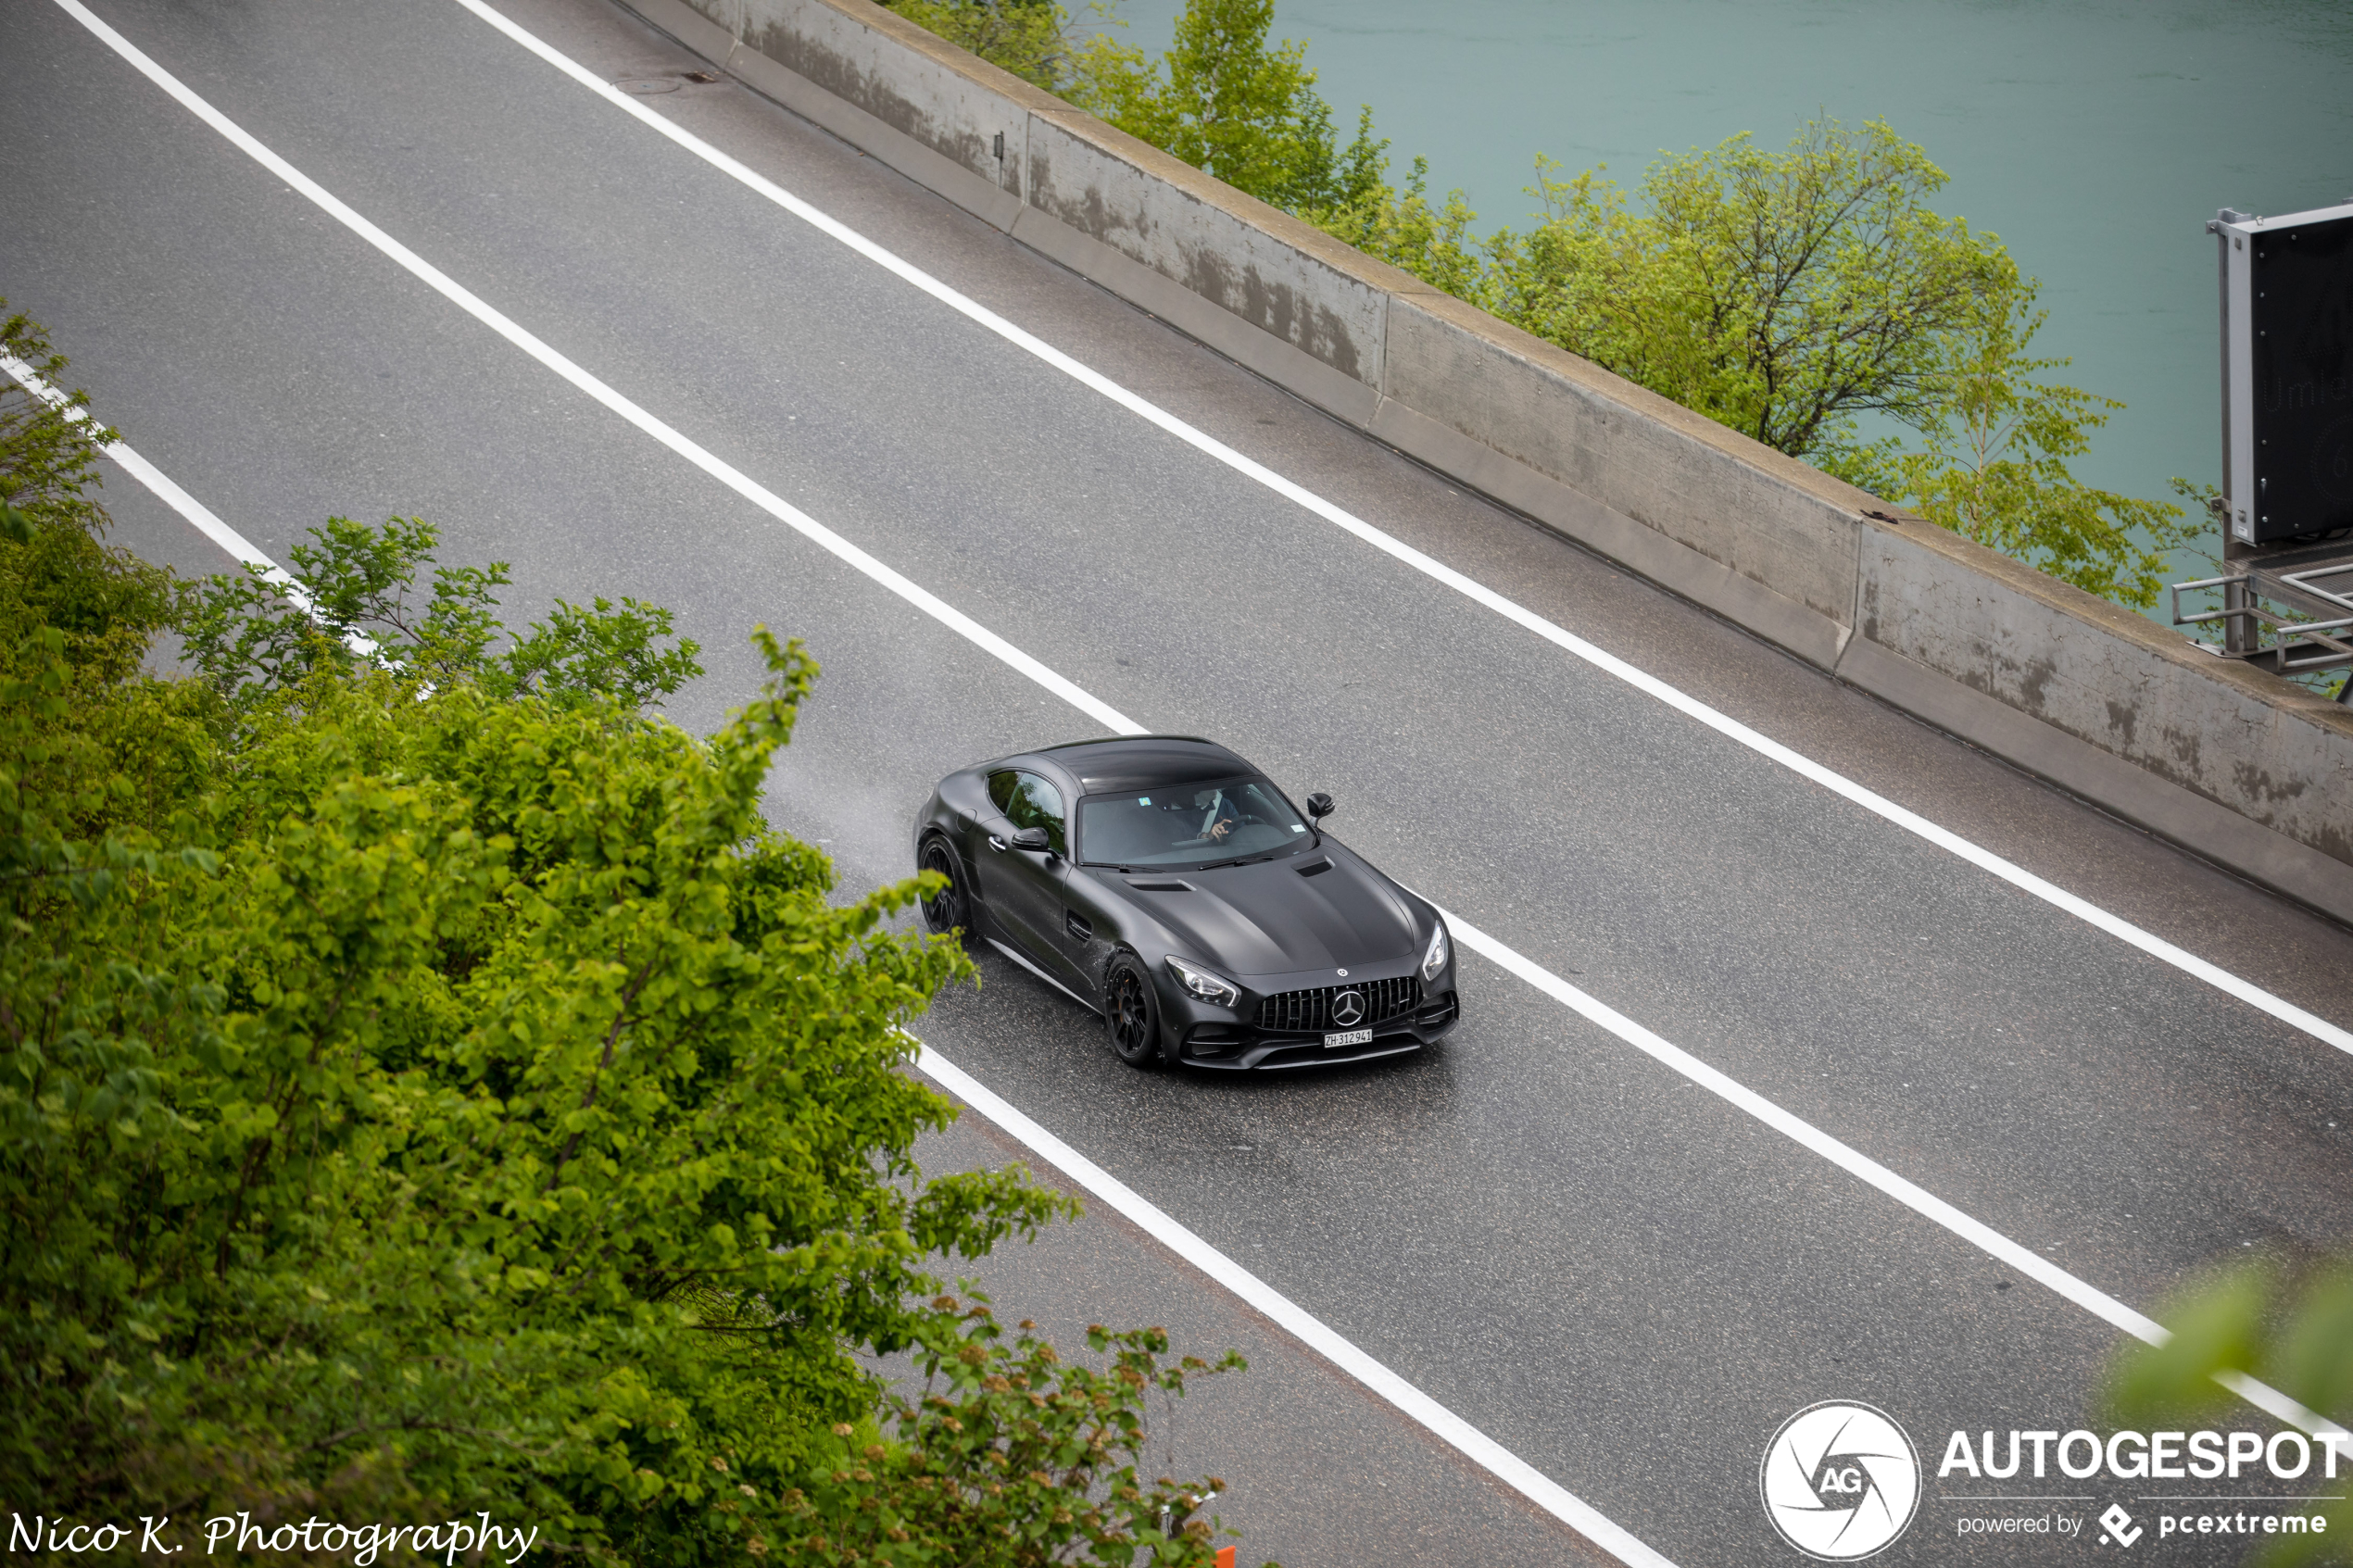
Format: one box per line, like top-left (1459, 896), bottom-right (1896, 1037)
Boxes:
top-left (912, 735), bottom-right (1459, 1070)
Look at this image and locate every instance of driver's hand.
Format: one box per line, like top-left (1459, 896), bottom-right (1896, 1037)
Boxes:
top-left (1208, 817), bottom-right (1235, 842)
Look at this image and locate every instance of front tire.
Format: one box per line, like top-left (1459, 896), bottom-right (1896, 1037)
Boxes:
top-left (1104, 954), bottom-right (1164, 1069)
top-left (918, 835), bottom-right (967, 936)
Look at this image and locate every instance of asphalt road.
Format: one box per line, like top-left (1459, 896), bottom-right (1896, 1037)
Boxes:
top-left (5, 1), bottom-right (2351, 1562)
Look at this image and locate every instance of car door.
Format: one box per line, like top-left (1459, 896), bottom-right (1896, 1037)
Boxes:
top-left (976, 770), bottom-right (1083, 990)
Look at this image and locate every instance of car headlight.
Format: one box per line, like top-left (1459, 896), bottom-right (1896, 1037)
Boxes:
top-left (1164, 955), bottom-right (1240, 1009)
top-left (1420, 920), bottom-right (1450, 983)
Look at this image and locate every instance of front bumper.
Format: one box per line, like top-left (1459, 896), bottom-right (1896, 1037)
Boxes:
top-left (1161, 960), bottom-right (1461, 1071)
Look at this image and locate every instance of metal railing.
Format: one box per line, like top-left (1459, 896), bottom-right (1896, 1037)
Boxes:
top-left (2171, 553), bottom-right (2353, 700)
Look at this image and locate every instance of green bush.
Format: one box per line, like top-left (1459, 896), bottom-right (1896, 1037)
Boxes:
top-left (2, 310), bottom-right (1248, 1564)
top-left (2107, 1259), bottom-right (2353, 1564)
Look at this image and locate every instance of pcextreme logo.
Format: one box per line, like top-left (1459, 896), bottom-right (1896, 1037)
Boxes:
top-left (1761, 1401), bottom-right (1923, 1561)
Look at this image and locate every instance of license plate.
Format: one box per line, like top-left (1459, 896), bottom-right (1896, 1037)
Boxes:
top-left (1323, 1028), bottom-right (1373, 1048)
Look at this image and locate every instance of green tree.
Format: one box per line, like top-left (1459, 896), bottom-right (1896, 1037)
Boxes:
top-left (2, 320), bottom-right (1250, 1564)
top-left (782, 1296), bottom-right (1247, 1563)
top-left (1321, 119), bottom-right (2195, 603)
top-left (1486, 120), bottom-right (2012, 459)
top-left (1, 304), bottom-right (179, 690)
top-left (882, 0), bottom-right (1073, 94)
top-left (1309, 157), bottom-right (1487, 300)
top-left (1826, 277), bottom-right (2199, 607)
top-left (1066, 0), bottom-right (1384, 215)
top-left (178, 514), bottom-right (703, 713)
top-left (2108, 1259), bottom-right (2353, 1564)
top-left (0, 299), bottom-right (206, 911)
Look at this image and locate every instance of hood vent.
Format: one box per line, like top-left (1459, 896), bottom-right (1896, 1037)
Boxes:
top-left (1295, 858), bottom-right (1333, 877)
top-left (1126, 878), bottom-right (1194, 893)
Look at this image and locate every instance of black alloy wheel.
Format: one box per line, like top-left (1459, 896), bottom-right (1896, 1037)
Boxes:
top-left (1104, 955), bottom-right (1163, 1069)
top-left (918, 837), bottom-right (966, 935)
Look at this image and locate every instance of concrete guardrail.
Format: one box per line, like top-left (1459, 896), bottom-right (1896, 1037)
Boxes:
top-left (625, 0), bottom-right (2353, 923)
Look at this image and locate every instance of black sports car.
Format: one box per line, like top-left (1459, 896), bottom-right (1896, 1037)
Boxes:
top-left (912, 735), bottom-right (1459, 1070)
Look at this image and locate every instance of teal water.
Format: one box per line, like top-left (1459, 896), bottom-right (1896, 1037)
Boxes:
top-left (1106, 0), bottom-right (2353, 595)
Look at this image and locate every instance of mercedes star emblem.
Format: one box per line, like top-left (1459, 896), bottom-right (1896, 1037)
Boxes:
top-left (1331, 989), bottom-right (1366, 1027)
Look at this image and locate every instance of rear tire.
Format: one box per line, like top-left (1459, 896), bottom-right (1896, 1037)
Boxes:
top-left (1104, 954), bottom-right (1164, 1069)
top-left (918, 835), bottom-right (967, 936)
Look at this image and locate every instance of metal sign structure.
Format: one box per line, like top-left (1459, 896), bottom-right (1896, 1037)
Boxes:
top-left (2172, 204), bottom-right (2353, 695)
top-left (2211, 201), bottom-right (2353, 546)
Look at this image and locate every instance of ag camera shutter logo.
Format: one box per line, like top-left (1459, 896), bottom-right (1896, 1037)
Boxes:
top-left (1760, 1401), bottom-right (1921, 1560)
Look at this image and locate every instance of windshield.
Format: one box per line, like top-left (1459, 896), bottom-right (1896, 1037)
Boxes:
top-left (1076, 777), bottom-right (1310, 868)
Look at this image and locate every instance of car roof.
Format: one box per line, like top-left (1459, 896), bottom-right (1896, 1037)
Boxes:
top-left (1027, 734), bottom-right (1255, 795)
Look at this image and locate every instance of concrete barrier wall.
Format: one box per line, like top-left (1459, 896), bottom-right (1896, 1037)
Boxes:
top-left (631, 0), bottom-right (2353, 922)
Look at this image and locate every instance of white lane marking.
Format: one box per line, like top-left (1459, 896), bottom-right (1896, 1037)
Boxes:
top-left (50, 0), bottom-right (2342, 1481)
top-left (3, 350), bottom-right (384, 659)
top-left (447, 0), bottom-right (2353, 1060)
top-left (40, 0), bottom-right (1137, 743)
top-left (1432, 909), bottom-right (2345, 1442)
top-left (915, 1045), bottom-right (1679, 1568)
top-left (6, 353), bottom-right (278, 580)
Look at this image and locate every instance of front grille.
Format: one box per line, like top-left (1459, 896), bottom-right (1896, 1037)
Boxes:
top-left (1257, 974), bottom-right (1419, 1034)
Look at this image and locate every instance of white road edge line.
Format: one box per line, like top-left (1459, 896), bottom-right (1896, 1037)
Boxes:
top-left (47, 0), bottom-right (2343, 1517)
top-left (5, 355), bottom-right (285, 591)
top-left (4, 350), bottom-right (389, 661)
top-left (913, 1045), bottom-right (1679, 1568)
top-left (443, 0), bottom-right (2353, 1062)
top-left (5, 350), bottom-right (396, 664)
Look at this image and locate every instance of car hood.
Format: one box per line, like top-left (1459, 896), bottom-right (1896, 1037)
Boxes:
top-left (1124, 848), bottom-right (1420, 978)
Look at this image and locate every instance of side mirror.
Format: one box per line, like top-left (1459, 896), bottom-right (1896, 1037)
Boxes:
top-left (1305, 792), bottom-right (1335, 821)
top-left (1010, 824), bottom-right (1052, 853)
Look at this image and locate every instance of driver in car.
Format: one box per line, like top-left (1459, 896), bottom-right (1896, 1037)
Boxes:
top-left (1198, 790), bottom-right (1241, 845)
